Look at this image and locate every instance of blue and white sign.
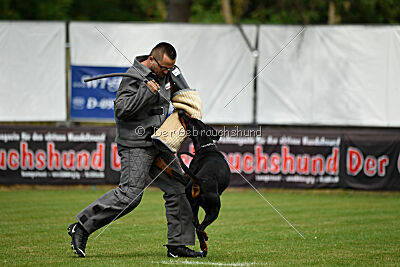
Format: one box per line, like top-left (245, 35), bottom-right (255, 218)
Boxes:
top-left (70, 65), bottom-right (129, 120)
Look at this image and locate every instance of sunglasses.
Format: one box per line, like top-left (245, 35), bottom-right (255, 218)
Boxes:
top-left (153, 57), bottom-right (173, 72)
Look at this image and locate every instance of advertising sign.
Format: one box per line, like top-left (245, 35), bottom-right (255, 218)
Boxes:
top-left (0, 126), bottom-right (120, 184)
top-left (1, 125), bottom-right (400, 190)
top-left (70, 65), bottom-right (128, 121)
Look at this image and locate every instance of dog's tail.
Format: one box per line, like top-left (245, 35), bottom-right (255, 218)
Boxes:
top-left (177, 152), bottom-right (201, 184)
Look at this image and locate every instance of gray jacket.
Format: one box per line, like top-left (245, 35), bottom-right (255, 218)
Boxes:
top-left (114, 55), bottom-right (171, 147)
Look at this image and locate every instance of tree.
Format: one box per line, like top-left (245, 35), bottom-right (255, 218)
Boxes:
top-left (166, 0), bottom-right (193, 22)
top-left (0, 0), bottom-right (399, 24)
top-left (221, 0), bottom-right (233, 24)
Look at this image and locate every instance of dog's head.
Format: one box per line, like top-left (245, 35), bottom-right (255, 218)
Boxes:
top-left (178, 110), bottom-right (220, 151)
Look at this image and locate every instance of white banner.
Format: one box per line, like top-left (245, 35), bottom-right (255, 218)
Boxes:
top-left (257, 25), bottom-right (400, 127)
top-left (0, 21), bottom-right (66, 121)
top-left (6, 22), bottom-right (395, 126)
top-left (70, 22), bottom-right (257, 123)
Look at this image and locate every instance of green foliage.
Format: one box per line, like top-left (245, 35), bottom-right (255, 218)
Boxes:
top-left (240, 0), bottom-right (333, 24)
top-left (0, 0), bottom-right (73, 20)
top-left (0, 0), bottom-right (399, 23)
top-left (69, 0), bottom-right (166, 22)
top-left (337, 0), bottom-right (400, 23)
top-left (192, 0), bottom-right (400, 24)
top-left (0, 0), bottom-right (166, 21)
top-left (190, 0), bottom-right (224, 23)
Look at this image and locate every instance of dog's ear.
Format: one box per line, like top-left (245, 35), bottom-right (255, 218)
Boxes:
top-left (206, 124), bottom-right (220, 141)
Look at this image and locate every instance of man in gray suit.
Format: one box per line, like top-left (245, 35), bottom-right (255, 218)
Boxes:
top-left (68, 42), bottom-right (203, 258)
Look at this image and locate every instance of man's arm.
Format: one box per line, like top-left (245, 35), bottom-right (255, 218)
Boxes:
top-left (170, 65), bottom-right (190, 95)
top-left (114, 78), bottom-right (159, 120)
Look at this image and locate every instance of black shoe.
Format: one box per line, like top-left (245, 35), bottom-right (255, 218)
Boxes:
top-left (167, 245), bottom-right (204, 258)
top-left (68, 223), bottom-right (89, 258)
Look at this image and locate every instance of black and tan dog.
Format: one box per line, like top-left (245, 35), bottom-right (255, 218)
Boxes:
top-left (177, 110), bottom-right (231, 255)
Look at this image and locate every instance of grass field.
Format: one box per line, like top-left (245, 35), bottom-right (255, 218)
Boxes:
top-left (0, 185), bottom-right (400, 266)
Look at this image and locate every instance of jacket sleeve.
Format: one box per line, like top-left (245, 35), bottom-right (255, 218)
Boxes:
top-left (170, 65), bottom-right (190, 95)
top-left (114, 77), bottom-right (157, 120)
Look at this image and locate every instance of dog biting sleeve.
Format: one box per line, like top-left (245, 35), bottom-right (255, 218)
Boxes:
top-left (152, 89), bottom-right (202, 152)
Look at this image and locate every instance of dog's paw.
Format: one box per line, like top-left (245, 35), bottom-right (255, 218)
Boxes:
top-left (196, 230), bottom-right (208, 241)
top-left (197, 229), bottom-right (208, 241)
top-left (199, 239), bottom-right (208, 252)
top-left (203, 231), bottom-right (208, 241)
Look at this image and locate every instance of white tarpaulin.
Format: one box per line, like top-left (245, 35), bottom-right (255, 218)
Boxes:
top-left (0, 21), bottom-right (66, 121)
top-left (70, 22), bottom-right (257, 123)
top-left (257, 25), bottom-right (400, 127)
top-left (4, 22), bottom-right (395, 126)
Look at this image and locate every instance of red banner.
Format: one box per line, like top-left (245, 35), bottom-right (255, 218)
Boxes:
top-left (0, 126), bottom-right (119, 184)
top-left (1, 125), bottom-right (400, 190)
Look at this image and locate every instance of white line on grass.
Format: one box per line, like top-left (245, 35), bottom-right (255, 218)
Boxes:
top-left (153, 259), bottom-right (259, 266)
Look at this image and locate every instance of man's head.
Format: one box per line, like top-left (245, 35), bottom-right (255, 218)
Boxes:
top-left (149, 42), bottom-right (176, 78)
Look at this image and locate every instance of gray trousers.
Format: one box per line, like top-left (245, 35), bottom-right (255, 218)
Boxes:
top-left (76, 145), bottom-right (195, 246)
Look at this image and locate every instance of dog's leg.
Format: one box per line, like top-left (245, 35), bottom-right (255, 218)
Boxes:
top-left (192, 201), bottom-right (200, 227)
top-left (195, 193), bottom-right (220, 256)
top-left (196, 228), bottom-right (208, 255)
top-left (189, 197), bottom-right (209, 254)
top-left (154, 156), bottom-right (188, 185)
top-left (154, 156), bottom-right (174, 178)
top-left (198, 193), bottom-right (221, 233)
top-left (186, 182), bottom-right (200, 227)
top-left (193, 202), bottom-right (209, 255)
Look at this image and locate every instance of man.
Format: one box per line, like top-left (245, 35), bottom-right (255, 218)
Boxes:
top-left (67, 42), bottom-right (203, 258)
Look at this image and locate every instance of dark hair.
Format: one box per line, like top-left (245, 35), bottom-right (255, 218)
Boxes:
top-left (150, 42), bottom-right (177, 61)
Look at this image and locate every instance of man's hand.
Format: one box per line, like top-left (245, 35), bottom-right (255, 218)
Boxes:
top-left (147, 80), bottom-right (160, 93)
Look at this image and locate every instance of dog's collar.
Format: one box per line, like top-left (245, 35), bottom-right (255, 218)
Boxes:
top-left (200, 143), bottom-right (215, 149)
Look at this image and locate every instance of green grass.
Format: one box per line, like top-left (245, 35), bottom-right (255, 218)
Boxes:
top-left (0, 186), bottom-right (400, 266)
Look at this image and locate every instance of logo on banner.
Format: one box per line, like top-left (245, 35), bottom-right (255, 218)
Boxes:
top-left (70, 65), bottom-right (128, 120)
top-left (72, 97), bottom-right (85, 110)
top-left (81, 75), bottom-right (121, 93)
